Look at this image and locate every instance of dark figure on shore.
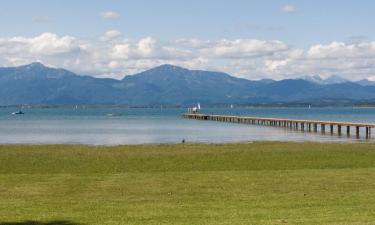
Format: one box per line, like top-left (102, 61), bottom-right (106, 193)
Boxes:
top-left (182, 138), bottom-right (185, 144)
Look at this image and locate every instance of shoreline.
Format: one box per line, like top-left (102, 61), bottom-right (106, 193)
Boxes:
top-left (0, 140), bottom-right (374, 147)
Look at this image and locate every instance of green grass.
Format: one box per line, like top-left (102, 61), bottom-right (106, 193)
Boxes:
top-left (1, 142), bottom-right (375, 225)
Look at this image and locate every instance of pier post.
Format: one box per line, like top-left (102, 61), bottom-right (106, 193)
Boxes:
top-left (321, 124), bottom-right (325, 133)
top-left (366, 127), bottom-right (370, 139)
top-left (330, 124), bottom-right (334, 134)
top-left (338, 125), bottom-right (342, 136)
top-left (347, 126), bottom-right (350, 136)
top-left (356, 126), bottom-right (360, 138)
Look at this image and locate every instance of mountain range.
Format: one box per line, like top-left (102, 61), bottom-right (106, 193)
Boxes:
top-left (1, 62), bottom-right (375, 106)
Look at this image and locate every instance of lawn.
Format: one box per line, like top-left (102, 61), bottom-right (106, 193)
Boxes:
top-left (0, 142), bottom-right (375, 225)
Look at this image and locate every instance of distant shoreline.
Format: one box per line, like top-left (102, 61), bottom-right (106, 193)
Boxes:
top-left (0, 140), bottom-right (373, 147)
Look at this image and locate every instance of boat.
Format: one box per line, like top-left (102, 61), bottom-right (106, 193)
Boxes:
top-left (187, 103), bottom-right (202, 114)
top-left (192, 103), bottom-right (201, 113)
top-left (106, 113), bottom-right (122, 117)
top-left (11, 111), bottom-right (24, 115)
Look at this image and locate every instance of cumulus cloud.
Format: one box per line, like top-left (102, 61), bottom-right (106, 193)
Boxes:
top-left (1, 33), bottom-right (375, 81)
top-left (108, 37), bottom-right (193, 62)
top-left (257, 41), bottom-right (375, 80)
top-left (307, 41), bottom-right (375, 59)
top-left (0, 33), bottom-right (86, 72)
top-left (200, 39), bottom-right (288, 58)
top-left (281, 4), bottom-right (296, 13)
top-left (100, 11), bottom-right (120, 19)
top-left (101, 30), bottom-right (122, 41)
top-left (137, 37), bottom-right (155, 57)
top-left (0, 33), bottom-right (82, 56)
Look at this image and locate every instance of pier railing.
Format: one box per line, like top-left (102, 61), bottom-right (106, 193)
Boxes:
top-left (183, 113), bottom-right (374, 139)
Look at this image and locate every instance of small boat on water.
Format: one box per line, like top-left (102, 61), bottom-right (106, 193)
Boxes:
top-left (11, 111), bottom-right (24, 115)
top-left (188, 103), bottom-right (201, 114)
top-left (106, 113), bottom-right (122, 117)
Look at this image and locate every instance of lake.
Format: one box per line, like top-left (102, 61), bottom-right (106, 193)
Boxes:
top-left (0, 107), bottom-right (374, 145)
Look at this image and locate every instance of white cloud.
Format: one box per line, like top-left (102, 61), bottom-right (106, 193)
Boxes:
top-left (110, 40), bottom-right (131, 59)
top-left (307, 41), bottom-right (375, 59)
top-left (101, 30), bottom-right (122, 41)
top-left (258, 41), bottom-right (375, 80)
top-left (0, 33), bottom-right (82, 56)
top-left (200, 39), bottom-right (288, 58)
top-left (281, 4), bottom-right (296, 13)
top-left (1, 33), bottom-right (375, 81)
top-left (100, 11), bottom-right (120, 19)
top-left (137, 37), bottom-right (155, 57)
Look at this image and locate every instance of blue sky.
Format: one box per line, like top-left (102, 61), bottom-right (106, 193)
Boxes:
top-left (0, 0), bottom-right (375, 80)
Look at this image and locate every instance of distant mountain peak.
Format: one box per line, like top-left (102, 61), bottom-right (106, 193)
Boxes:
top-left (0, 63), bottom-right (375, 106)
top-left (18, 62), bottom-right (49, 71)
top-left (258, 78), bottom-right (276, 84)
top-left (301, 75), bottom-right (323, 83)
top-left (0, 62), bottom-right (78, 81)
top-left (301, 74), bottom-right (348, 85)
top-left (325, 75), bottom-right (348, 84)
top-left (27, 62), bottom-right (46, 67)
top-left (30, 62), bottom-right (44, 66)
top-left (356, 78), bottom-right (375, 86)
top-left (127, 64), bottom-right (192, 80)
top-left (151, 64), bottom-right (188, 72)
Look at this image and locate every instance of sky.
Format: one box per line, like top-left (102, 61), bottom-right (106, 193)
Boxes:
top-left (0, 0), bottom-right (375, 81)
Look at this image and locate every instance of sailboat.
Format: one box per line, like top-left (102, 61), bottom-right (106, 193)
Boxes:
top-left (192, 103), bottom-right (201, 113)
top-left (11, 111), bottom-right (24, 115)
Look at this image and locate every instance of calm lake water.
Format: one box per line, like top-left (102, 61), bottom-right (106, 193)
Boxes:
top-left (0, 107), bottom-right (374, 145)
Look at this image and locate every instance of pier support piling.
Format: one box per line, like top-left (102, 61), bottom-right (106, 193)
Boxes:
top-left (356, 126), bottom-right (360, 138)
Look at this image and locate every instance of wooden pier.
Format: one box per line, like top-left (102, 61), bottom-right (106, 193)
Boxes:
top-left (183, 113), bottom-right (375, 139)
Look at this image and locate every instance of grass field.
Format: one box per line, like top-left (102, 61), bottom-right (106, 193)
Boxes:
top-left (1, 142), bottom-right (375, 225)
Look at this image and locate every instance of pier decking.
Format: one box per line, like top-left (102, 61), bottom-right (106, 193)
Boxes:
top-left (183, 113), bottom-right (375, 139)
